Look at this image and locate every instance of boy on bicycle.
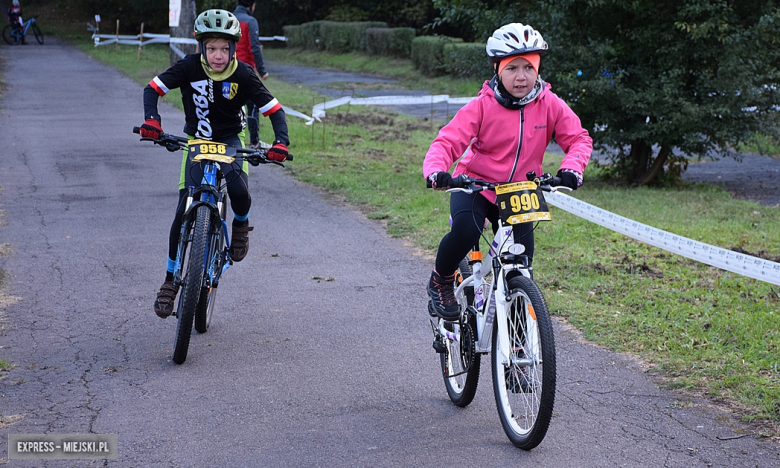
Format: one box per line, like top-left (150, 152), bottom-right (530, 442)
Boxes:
top-left (423, 23), bottom-right (592, 321)
top-left (7, 0), bottom-right (22, 37)
top-left (139, 9), bottom-right (290, 318)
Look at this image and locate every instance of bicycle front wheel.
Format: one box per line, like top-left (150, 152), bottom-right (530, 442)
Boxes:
top-left (194, 218), bottom-right (224, 334)
top-left (491, 275), bottom-right (556, 450)
top-left (32, 23), bottom-right (43, 44)
top-left (2, 25), bottom-right (17, 45)
top-left (172, 205), bottom-right (209, 364)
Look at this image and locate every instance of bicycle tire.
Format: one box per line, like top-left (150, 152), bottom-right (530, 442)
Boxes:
top-left (32, 23), bottom-right (43, 44)
top-left (194, 214), bottom-right (224, 333)
top-left (2, 25), bottom-right (17, 45)
top-left (491, 275), bottom-right (556, 450)
top-left (440, 258), bottom-right (481, 407)
top-left (172, 205), bottom-right (209, 364)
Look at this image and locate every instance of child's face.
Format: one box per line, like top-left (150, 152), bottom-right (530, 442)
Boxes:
top-left (204, 38), bottom-right (231, 72)
top-left (500, 57), bottom-right (538, 99)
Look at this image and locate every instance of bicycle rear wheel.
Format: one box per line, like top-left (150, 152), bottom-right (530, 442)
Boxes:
top-left (491, 275), bottom-right (556, 450)
top-left (2, 25), bottom-right (18, 45)
top-left (194, 217), bottom-right (224, 334)
top-left (32, 23), bottom-right (43, 44)
top-left (172, 205), bottom-right (209, 364)
top-left (440, 258), bottom-right (481, 407)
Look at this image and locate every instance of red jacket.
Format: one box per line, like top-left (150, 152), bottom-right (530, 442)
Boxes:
top-left (236, 22), bottom-right (255, 68)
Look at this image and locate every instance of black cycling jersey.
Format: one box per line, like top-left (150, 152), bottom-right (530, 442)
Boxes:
top-left (143, 54), bottom-right (288, 144)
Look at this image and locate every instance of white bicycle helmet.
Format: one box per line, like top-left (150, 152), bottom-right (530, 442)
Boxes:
top-left (486, 23), bottom-right (548, 64)
top-left (12, 0), bottom-right (20, 6)
top-left (194, 9), bottom-right (241, 42)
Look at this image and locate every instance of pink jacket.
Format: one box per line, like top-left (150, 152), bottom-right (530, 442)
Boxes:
top-left (423, 80), bottom-right (592, 202)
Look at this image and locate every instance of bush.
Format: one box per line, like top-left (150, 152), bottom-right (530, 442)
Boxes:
top-left (411, 36), bottom-right (463, 77)
top-left (365, 27), bottom-right (416, 58)
top-left (286, 21), bottom-right (387, 53)
top-left (444, 42), bottom-right (493, 79)
top-left (287, 20), bottom-right (330, 50)
top-left (282, 25), bottom-right (303, 48)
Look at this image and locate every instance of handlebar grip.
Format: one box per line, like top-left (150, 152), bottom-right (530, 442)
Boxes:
top-left (133, 127), bottom-right (141, 134)
top-left (286, 154), bottom-right (294, 161)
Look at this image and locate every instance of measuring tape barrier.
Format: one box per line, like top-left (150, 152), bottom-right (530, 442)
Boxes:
top-left (546, 191), bottom-right (780, 286)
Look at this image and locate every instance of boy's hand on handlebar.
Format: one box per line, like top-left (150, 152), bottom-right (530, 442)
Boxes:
top-left (140, 118), bottom-right (163, 140)
top-left (426, 172), bottom-right (470, 190)
top-left (267, 142), bottom-right (288, 162)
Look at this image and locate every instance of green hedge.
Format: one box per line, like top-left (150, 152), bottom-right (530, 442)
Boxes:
top-left (282, 21), bottom-right (325, 49)
top-left (444, 42), bottom-right (493, 79)
top-left (283, 21), bottom-right (388, 52)
top-left (282, 24), bottom-right (303, 48)
top-left (320, 21), bottom-right (387, 53)
top-left (411, 36), bottom-right (464, 77)
top-left (365, 27), bottom-right (416, 58)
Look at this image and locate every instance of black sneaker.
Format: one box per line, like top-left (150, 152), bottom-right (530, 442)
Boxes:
top-left (229, 223), bottom-right (254, 262)
top-left (427, 271), bottom-right (460, 321)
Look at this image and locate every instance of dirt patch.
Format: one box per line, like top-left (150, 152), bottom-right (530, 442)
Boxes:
top-left (730, 246), bottom-right (780, 263)
top-left (327, 112), bottom-right (396, 127)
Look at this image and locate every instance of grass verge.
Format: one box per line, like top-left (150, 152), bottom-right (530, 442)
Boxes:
top-left (39, 40), bottom-right (780, 434)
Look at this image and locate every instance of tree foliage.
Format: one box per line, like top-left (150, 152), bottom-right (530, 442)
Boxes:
top-left (434, 0), bottom-right (780, 185)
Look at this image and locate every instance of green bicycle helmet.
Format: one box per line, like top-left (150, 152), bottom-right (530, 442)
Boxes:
top-left (194, 9), bottom-right (241, 41)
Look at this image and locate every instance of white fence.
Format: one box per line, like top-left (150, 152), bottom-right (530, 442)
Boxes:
top-left (88, 23), bottom-right (286, 59)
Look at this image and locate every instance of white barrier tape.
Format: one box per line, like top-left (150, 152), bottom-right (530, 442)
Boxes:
top-left (281, 105), bottom-right (316, 125)
top-left (258, 36), bottom-right (287, 41)
top-left (169, 43), bottom-right (186, 60)
top-left (312, 95), bottom-right (475, 120)
top-left (545, 191), bottom-right (780, 286)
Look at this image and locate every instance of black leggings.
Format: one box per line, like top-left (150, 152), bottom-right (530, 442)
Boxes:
top-left (167, 135), bottom-right (251, 262)
top-left (434, 190), bottom-right (535, 277)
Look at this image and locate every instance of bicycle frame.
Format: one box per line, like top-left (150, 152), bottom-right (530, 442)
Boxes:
top-left (12, 18), bottom-right (33, 37)
top-left (174, 160), bottom-right (231, 292)
top-left (438, 221), bottom-right (535, 362)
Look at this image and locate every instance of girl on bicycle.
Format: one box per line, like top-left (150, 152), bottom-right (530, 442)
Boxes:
top-left (424, 23), bottom-right (592, 321)
top-left (139, 9), bottom-right (290, 318)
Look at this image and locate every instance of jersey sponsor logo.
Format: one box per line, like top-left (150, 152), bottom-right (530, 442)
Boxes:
top-left (222, 82), bottom-right (238, 100)
top-left (191, 79), bottom-right (215, 138)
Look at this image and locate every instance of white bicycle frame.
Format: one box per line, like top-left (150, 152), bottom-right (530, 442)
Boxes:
top-left (432, 216), bottom-right (538, 370)
top-left (432, 182), bottom-right (570, 371)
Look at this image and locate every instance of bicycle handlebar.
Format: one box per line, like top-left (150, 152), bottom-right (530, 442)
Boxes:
top-left (441, 171), bottom-right (571, 194)
top-left (132, 127), bottom-right (294, 164)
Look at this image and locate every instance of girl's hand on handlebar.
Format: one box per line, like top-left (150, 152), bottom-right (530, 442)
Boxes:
top-left (555, 170), bottom-right (580, 190)
top-left (426, 172), bottom-right (470, 190)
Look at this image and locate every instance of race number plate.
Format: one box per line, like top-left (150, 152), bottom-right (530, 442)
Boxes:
top-left (188, 139), bottom-right (237, 163)
top-left (495, 181), bottom-right (551, 224)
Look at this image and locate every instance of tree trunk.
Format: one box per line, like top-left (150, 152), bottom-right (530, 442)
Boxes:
top-left (169, 0), bottom-right (198, 66)
top-left (637, 146), bottom-right (672, 186)
top-left (628, 141), bottom-right (652, 183)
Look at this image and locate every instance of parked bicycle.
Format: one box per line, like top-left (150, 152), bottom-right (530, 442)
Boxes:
top-left (429, 171), bottom-right (568, 449)
top-left (134, 128), bottom-right (293, 364)
top-left (2, 15), bottom-right (42, 45)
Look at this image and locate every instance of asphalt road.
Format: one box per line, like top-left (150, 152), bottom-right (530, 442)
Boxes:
top-left (1, 40), bottom-right (778, 467)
